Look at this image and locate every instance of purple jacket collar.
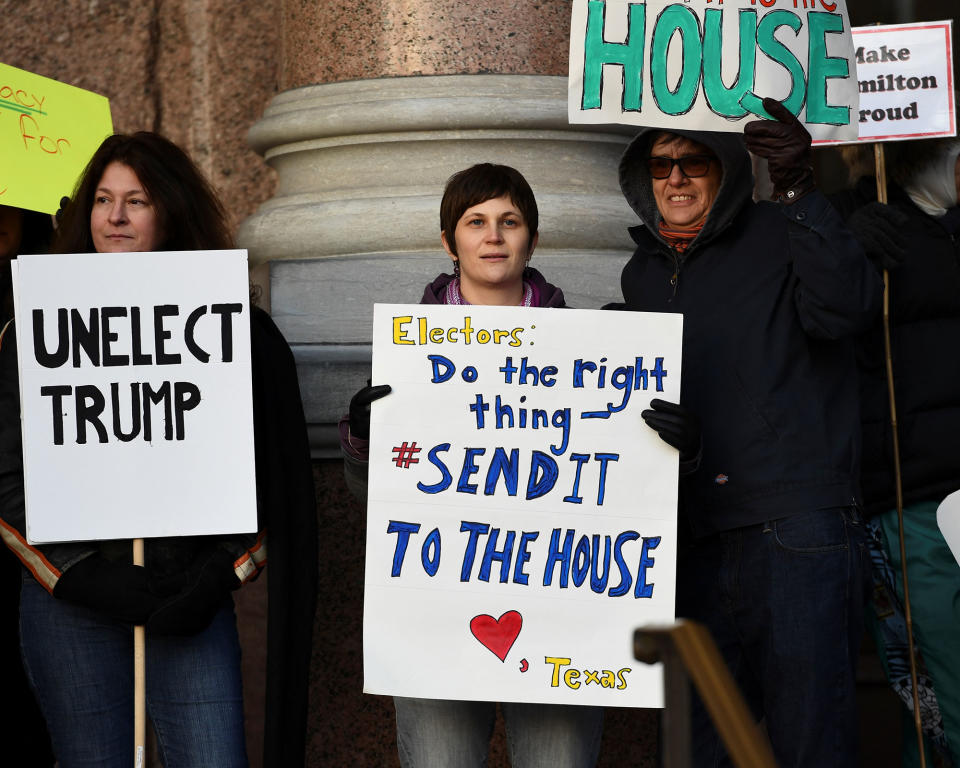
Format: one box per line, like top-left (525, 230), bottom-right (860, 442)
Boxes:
top-left (419, 267), bottom-right (566, 307)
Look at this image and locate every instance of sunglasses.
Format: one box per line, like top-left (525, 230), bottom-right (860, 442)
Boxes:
top-left (647, 154), bottom-right (714, 179)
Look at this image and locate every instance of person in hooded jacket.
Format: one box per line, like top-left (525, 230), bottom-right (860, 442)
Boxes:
top-left (342, 163), bottom-right (602, 768)
top-left (618, 99), bottom-right (882, 767)
top-left (834, 137), bottom-right (960, 768)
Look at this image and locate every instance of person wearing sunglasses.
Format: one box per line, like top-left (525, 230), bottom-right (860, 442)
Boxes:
top-left (619, 99), bottom-right (882, 768)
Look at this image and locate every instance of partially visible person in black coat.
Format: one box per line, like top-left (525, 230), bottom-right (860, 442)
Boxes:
top-left (834, 137), bottom-right (960, 767)
top-left (0, 203), bottom-right (55, 766)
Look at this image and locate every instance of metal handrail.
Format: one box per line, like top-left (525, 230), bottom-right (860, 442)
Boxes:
top-left (635, 620), bottom-right (779, 768)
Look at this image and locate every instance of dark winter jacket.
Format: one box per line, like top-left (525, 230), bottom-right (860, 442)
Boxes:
top-left (618, 128), bottom-right (882, 537)
top-left (248, 307), bottom-right (318, 768)
top-left (836, 178), bottom-right (960, 515)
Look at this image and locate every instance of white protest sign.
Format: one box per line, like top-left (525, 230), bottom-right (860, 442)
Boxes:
top-left (838, 21), bottom-right (956, 144)
top-left (937, 490), bottom-right (960, 568)
top-left (363, 305), bottom-right (681, 707)
top-left (12, 250), bottom-right (256, 543)
top-left (568, 0), bottom-right (860, 142)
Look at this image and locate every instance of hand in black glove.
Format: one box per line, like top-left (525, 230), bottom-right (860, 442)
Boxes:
top-left (847, 201), bottom-right (909, 271)
top-left (146, 548), bottom-right (240, 637)
top-left (53, 554), bottom-right (161, 625)
top-left (55, 196), bottom-right (70, 224)
top-left (641, 399), bottom-right (701, 461)
top-left (348, 382), bottom-right (392, 440)
top-left (744, 97), bottom-right (814, 203)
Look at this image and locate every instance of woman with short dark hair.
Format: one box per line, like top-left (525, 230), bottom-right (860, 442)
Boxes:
top-left (343, 163), bottom-right (603, 768)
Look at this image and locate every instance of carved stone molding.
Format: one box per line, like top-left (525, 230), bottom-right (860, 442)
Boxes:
top-left (238, 74), bottom-right (639, 453)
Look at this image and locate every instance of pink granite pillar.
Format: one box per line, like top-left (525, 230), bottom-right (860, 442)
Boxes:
top-left (280, 0), bottom-right (571, 86)
top-left (240, 0), bottom-right (637, 435)
top-left (239, 2), bottom-right (655, 765)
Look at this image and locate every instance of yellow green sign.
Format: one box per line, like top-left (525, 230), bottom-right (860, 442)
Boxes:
top-left (0, 63), bottom-right (113, 215)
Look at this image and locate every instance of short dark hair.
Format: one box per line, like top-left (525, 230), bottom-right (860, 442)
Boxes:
top-left (439, 164), bottom-right (538, 257)
top-left (0, 206), bottom-right (53, 318)
top-left (53, 132), bottom-right (232, 254)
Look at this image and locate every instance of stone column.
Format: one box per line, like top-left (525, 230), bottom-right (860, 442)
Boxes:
top-left (238, 0), bottom-right (637, 452)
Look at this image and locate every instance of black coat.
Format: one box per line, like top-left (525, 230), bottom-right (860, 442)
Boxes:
top-left (248, 307), bottom-right (318, 768)
top-left (836, 180), bottom-right (960, 515)
top-left (618, 128), bottom-right (882, 536)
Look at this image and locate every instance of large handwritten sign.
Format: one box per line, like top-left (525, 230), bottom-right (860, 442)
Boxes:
top-left (837, 21), bottom-right (955, 144)
top-left (363, 305), bottom-right (682, 707)
top-left (0, 63), bottom-right (113, 214)
top-left (568, 0), bottom-right (860, 142)
top-left (12, 250), bottom-right (256, 543)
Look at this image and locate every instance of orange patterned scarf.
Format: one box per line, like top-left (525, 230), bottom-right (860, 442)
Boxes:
top-left (658, 220), bottom-right (704, 253)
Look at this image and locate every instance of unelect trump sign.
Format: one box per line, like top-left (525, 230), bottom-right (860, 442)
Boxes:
top-left (13, 250), bottom-right (257, 544)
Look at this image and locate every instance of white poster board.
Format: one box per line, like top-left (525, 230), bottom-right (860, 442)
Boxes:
top-left (363, 305), bottom-right (682, 708)
top-left (937, 490), bottom-right (960, 568)
top-left (568, 0), bottom-right (860, 142)
top-left (12, 250), bottom-right (257, 543)
top-left (835, 21), bottom-right (956, 144)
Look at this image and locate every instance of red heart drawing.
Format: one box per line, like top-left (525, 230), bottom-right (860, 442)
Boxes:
top-left (470, 611), bottom-right (523, 662)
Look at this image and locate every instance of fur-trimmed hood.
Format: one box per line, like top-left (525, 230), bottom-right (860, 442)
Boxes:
top-left (619, 127), bottom-right (755, 252)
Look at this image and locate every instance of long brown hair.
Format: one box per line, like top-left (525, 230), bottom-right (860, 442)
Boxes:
top-left (53, 132), bottom-right (233, 254)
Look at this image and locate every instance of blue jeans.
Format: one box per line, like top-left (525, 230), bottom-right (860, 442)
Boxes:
top-left (676, 506), bottom-right (868, 768)
top-left (19, 574), bottom-right (247, 768)
top-left (394, 697), bottom-right (603, 768)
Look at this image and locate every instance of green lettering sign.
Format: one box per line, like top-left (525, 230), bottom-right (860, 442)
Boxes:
top-left (702, 9), bottom-right (758, 118)
top-left (742, 10), bottom-right (806, 118)
top-left (806, 11), bottom-right (850, 125)
top-left (650, 5), bottom-right (702, 116)
top-left (582, 0), bottom-right (647, 111)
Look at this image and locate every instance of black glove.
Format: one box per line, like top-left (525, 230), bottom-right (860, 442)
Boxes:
top-left (55, 196), bottom-right (70, 223)
top-left (744, 97), bottom-right (814, 203)
top-left (641, 399), bottom-right (701, 461)
top-left (146, 548), bottom-right (240, 636)
top-left (53, 554), bottom-right (161, 625)
top-left (348, 382), bottom-right (392, 440)
top-left (847, 202), bottom-right (909, 271)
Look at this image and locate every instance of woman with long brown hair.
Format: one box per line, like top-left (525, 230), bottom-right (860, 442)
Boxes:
top-left (0, 132), bottom-right (315, 767)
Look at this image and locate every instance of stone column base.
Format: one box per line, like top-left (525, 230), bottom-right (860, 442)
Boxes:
top-left (238, 74), bottom-right (639, 454)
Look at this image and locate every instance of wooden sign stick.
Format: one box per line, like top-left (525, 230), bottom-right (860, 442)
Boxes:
top-left (134, 537), bottom-right (146, 768)
top-left (874, 142), bottom-right (926, 768)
